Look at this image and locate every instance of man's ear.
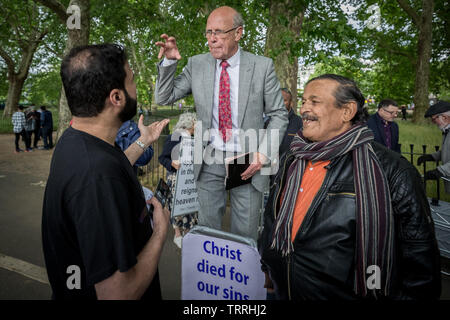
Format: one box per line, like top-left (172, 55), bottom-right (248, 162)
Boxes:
top-left (108, 89), bottom-right (125, 108)
top-left (342, 101), bottom-right (357, 123)
top-left (235, 26), bottom-right (243, 41)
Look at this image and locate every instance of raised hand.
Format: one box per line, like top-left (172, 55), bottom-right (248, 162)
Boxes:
top-left (155, 34), bottom-right (182, 60)
top-left (137, 115), bottom-right (170, 147)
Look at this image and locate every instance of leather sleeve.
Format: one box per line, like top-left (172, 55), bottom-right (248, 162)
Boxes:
top-left (390, 162), bottom-right (441, 299)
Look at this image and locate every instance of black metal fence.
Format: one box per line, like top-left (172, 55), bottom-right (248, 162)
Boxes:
top-left (138, 114), bottom-right (171, 188)
top-left (138, 134), bottom-right (169, 188)
top-left (400, 143), bottom-right (446, 204)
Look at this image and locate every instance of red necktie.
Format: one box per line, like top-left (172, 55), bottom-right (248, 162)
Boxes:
top-left (219, 60), bottom-right (232, 142)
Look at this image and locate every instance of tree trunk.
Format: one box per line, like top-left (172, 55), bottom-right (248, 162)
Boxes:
top-left (412, 0), bottom-right (434, 123)
top-left (55, 0), bottom-right (90, 141)
top-left (1, 29), bottom-right (47, 118)
top-left (264, 0), bottom-right (305, 110)
top-left (3, 76), bottom-right (26, 118)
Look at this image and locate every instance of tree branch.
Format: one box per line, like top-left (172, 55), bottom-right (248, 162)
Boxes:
top-left (397, 0), bottom-right (421, 27)
top-left (377, 38), bottom-right (416, 65)
top-left (33, 0), bottom-right (67, 24)
top-left (0, 47), bottom-right (16, 76)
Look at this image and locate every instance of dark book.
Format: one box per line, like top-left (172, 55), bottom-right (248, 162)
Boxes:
top-left (225, 152), bottom-right (252, 190)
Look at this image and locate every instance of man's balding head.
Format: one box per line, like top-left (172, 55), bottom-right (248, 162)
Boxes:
top-left (206, 6), bottom-right (243, 60)
top-left (60, 44), bottom-right (128, 117)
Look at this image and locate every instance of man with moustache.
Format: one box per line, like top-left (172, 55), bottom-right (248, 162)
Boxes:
top-left (259, 74), bottom-right (441, 300)
top-left (42, 44), bottom-right (170, 299)
top-left (155, 6), bottom-right (288, 241)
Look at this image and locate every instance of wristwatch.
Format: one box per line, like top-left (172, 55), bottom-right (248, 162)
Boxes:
top-left (135, 139), bottom-right (147, 151)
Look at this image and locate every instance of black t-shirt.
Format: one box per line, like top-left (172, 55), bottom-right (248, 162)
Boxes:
top-left (42, 127), bottom-right (161, 300)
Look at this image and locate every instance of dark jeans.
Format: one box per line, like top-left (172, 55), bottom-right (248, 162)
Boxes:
top-left (14, 130), bottom-right (30, 151)
top-left (32, 128), bottom-right (40, 147)
top-left (26, 130), bottom-right (36, 148)
top-left (42, 127), bottom-right (53, 149)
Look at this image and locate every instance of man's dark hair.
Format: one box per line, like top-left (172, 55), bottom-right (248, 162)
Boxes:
top-left (281, 88), bottom-right (292, 97)
top-left (18, 105), bottom-right (24, 111)
top-left (378, 99), bottom-right (398, 109)
top-left (41, 105), bottom-right (46, 111)
top-left (60, 44), bottom-right (128, 117)
top-left (306, 74), bottom-right (368, 125)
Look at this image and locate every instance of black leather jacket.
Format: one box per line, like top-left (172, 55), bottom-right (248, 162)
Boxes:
top-left (259, 142), bottom-right (441, 300)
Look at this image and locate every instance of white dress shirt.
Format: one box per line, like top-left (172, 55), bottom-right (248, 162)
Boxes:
top-left (163, 48), bottom-right (242, 153)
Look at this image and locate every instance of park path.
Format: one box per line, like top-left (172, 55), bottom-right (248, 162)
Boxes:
top-left (0, 133), bottom-right (182, 299)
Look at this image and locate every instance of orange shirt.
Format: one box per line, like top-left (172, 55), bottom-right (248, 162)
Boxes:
top-left (280, 160), bottom-right (330, 242)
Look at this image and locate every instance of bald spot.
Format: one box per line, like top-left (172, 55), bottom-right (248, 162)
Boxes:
top-left (207, 6), bottom-right (237, 26)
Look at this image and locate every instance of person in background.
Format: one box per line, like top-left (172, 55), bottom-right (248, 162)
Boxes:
top-left (265, 88), bottom-right (303, 157)
top-left (418, 100), bottom-right (450, 193)
top-left (12, 105), bottom-right (31, 153)
top-left (159, 112), bottom-right (198, 249)
top-left (31, 106), bottom-right (41, 148)
top-left (260, 74), bottom-right (441, 300)
top-left (116, 119), bottom-right (154, 175)
top-left (24, 107), bottom-right (37, 151)
top-left (367, 99), bottom-right (401, 153)
top-left (401, 105), bottom-right (407, 120)
top-left (40, 106), bottom-right (53, 150)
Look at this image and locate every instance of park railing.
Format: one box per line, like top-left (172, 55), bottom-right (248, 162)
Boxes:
top-left (400, 143), bottom-right (446, 205)
top-left (138, 114), bottom-right (171, 188)
top-left (139, 133), bottom-right (168, 188)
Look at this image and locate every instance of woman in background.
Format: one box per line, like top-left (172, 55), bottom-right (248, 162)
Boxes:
top-left (159, 112), bottom-right (197, 249)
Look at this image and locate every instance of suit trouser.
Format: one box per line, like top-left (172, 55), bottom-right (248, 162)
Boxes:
top-left (196, 148), bottom-right (262, 241)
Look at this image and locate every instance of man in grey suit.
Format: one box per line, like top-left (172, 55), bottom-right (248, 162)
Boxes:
top-left (155, 6), bottom-right (288, 241)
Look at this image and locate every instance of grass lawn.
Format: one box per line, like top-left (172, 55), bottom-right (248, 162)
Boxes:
top-left (397, 119), bottom-right (450, 202)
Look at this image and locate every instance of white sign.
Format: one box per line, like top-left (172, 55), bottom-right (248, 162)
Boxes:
top-left (181, 232), bottom-right (266, 300)
top-left (172, 137), bottom-right (200, 217)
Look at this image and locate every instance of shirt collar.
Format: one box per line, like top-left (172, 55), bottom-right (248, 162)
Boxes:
top-left (216, 47), bottom-right (240, 69)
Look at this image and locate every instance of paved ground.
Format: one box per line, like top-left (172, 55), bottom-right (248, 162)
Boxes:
top-left (0, 132), bottom-right (449, 300)
top-left (0, 132), bottom-right (201, 300)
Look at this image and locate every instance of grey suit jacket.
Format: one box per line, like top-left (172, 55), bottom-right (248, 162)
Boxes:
top-left (155, 50), bottom-right (288, 192)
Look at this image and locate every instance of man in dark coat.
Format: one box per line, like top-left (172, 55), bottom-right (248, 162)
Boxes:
top-left (367, 99), bottom-right (401, 153)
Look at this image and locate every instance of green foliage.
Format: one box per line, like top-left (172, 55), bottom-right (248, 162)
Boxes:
top-left (24, 66), bottom-right (61, 106)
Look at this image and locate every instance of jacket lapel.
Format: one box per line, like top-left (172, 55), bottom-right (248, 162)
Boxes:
top-left (203, 54), bottom-right (216, 129)
top-left (238, 51), bottom-right (254, 128)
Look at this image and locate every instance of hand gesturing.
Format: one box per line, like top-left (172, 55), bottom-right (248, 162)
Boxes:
top-left (155, 34), bottom-right (182, 60)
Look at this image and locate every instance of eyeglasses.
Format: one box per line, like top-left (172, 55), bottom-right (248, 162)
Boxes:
top-left (204, 27), bottom-right (239, 38)
top-left (382, 108), bottom-right (398, 116)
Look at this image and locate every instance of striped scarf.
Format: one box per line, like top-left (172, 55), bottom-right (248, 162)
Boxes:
top-left (270, 125), bottom-right (394, 297)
